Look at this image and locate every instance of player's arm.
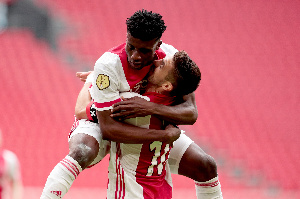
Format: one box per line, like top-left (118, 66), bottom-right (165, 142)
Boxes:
top-left (92, 53), bottom-right (180, 144)
top-left (111, 92), bottom-right (198, 125)
top-left (77, 70), bottom-right (198, 125)
top-left (154, 92), bottom-right (198, 125)
top-left (76, 71), bottom-right (93, 82)
top-left (74, 82), bottom-right (92, 120)
top-left (97, 110), bottom-right (180, 144)
top-left (74, 72), bottom-right (99, 122)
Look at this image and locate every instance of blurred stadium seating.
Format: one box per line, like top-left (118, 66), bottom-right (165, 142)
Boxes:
top-left (0, 0), bottom-right (299, 198)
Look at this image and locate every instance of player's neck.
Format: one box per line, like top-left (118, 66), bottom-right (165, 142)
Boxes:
top-left (146, 84), bottom-right (171, 96)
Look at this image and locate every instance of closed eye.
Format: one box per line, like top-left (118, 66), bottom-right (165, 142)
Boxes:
top-left (139, 48), bottom-right (152, 54)
top-left (128, 44), bottom-right (135, 50)
top-left (160, 60), bottom-right (165, 68)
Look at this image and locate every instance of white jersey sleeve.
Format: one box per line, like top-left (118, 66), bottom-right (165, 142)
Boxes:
top-left (91, 52), bottom-right (130, 111)
top-left (85, 72), bottom-right (94, 84)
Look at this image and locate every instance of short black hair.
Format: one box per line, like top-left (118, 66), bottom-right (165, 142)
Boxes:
top-left (167, 51), bottom-right (201, 96)
top-left (126, 9), bottom-right (167, 41)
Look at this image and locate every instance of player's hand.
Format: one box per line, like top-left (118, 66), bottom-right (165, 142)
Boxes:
top-left (76, 71), bottom-right (93, 82)
top-left (164, 124), bottom-right (180, 145)
top-left (111, 97), bottom-right (155, 119)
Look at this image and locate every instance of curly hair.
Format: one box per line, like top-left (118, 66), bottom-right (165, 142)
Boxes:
top-left (167, 51), bottom-right (201, 96)
top-left (126, 9), bottom-right (167, 41)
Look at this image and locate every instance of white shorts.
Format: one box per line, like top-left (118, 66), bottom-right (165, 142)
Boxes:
top-left (68, 119), bottom-right (110, 168)
top-left (168, 130), bottom-right (194, 174)
top-left (69, 120), bottom-right (193, 172)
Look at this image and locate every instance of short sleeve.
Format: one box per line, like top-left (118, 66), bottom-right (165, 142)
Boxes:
top-left (85, 72), bottom-right (94, 84)
top-left (91, 52), bottom-right (125, 111)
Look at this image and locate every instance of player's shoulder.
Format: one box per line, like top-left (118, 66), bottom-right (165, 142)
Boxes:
top-left (160, 42), bottom-right (178, 55)
top-left (95, 51), bottom-right (121, 66)
top-left (95, 43), bottom-right (126, 67)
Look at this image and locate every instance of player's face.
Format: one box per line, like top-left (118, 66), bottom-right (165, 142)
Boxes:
top-left (148, 55), bottom-right (174, 86)
top-left (125, 33), bottom-right (161, 70)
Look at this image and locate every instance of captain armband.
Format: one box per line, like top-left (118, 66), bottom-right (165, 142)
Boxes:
top-left (86, 101), bottom-right (98, 123)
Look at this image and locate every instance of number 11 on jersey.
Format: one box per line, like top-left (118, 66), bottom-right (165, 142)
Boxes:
top-left (146, 141), bottom-right (170, 176)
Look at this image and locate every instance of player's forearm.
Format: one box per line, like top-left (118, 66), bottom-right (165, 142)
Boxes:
top-left (152, 103), bottom-right (197, 125)
top-left (75, 108), bottom-right (88, 120)
top-left (102, 124), bottom-right (173, 144)
top-left (152, 93), bottom-right (198, 125)
top-left (98, 112), bottom-right (178, 144)
top-left (75, 83), bottom-right (92, 119)
top-left (110, 93), bottom-right (198, 124)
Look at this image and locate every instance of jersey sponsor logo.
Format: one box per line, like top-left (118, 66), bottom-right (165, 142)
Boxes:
top-left (132, 79), bottom-right (148, 94)
top-left (96, 74), bottom-right (110, 90)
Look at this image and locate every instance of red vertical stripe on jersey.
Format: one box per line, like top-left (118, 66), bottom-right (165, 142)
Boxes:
top-left (115, 143), bottom-right (125, 199)
top-left (115, 148), bottom-right (119, 198)
top-left (122, 169), bottom-right (125, 199)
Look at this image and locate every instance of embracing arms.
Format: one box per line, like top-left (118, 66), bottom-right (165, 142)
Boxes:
top-left (97, 109), bottom-right (180, 144)
top-left (76, 66), bottom-right (199, 126)
top-left (74, 72), bottom-right (180, 144)
top-left (111, 92), bottom-right (198, 125)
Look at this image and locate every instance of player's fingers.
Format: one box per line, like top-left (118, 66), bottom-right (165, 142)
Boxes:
top-left (110, 110), bottom-right (135, 119)
top-left (111, 103), bottom-right (131, 113)
top-left (120, 111), bottom-right (136, 119)
top-left (76, 72), bottom-right (82, 77)
top-left (112, 100), bottom-right (132, 109)
top-left (82, 71), bottom-right (92, 77)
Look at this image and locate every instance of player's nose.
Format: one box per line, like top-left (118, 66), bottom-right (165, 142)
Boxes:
top-left (131, 50), bottom-right (141, 61)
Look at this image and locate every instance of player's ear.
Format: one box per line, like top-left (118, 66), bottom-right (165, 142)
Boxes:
top-left (155, 40), bottom-right (162, 50)
top-left (162, 81), bottom-right (173, 92)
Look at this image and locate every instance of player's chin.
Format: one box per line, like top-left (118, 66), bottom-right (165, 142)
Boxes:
top-left (130, 63), bottom-right (144, 70)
